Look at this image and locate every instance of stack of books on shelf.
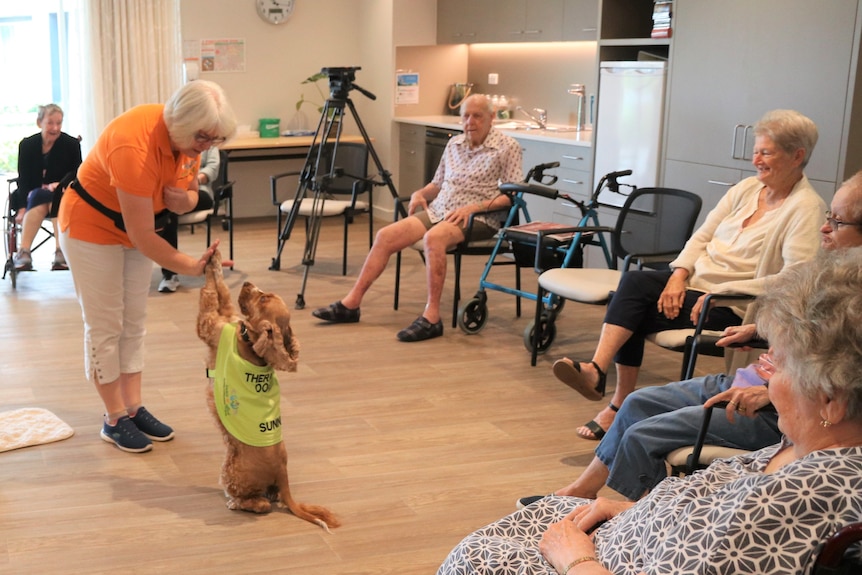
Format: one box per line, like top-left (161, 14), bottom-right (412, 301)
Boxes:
top-left (651, 0), bottom-right (672, 39)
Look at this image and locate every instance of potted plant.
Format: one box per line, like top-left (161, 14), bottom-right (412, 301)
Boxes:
top-left (295, 72), bottom-right (328, 114)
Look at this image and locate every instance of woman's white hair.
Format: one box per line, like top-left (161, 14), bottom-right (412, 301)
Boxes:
top-left (163, 80), bottom-right (237, 149)
top-left (754, 109), bottom-right (819, 168)
top-left (756, 247), bottom-right (862, 420)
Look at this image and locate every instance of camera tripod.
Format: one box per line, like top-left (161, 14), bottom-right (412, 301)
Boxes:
top-left (269, 67), bottom-right (403, 309)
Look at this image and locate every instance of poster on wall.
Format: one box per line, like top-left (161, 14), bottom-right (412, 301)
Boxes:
top-left (200, 38), bottom-right (246, 73)
top-left (395, 72), bottom-right (419, 105)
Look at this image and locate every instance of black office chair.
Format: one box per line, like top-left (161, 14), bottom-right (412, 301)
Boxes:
top-left (529, 187), bottom-right (703, 365)
top-left (270, 142), bottom-right (372, 275)
top-left (178, 149), bottom-right (235, 263)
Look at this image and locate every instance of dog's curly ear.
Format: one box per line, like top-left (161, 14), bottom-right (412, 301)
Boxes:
top-left (252, 319), bottom-right (299, 372)
top-left (277, 316), bottom-right (300, 369)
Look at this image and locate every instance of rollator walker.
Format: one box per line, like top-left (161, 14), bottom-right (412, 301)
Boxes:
top-left (456, 167), bottom-right (635, 348)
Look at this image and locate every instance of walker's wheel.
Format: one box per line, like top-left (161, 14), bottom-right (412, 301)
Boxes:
top-left (523, 313), bottom-right (556, 354)
top-left (458, 297), bottom-right (489, 334)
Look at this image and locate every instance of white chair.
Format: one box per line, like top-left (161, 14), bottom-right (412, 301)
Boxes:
top-left (269, 142), bottom-right (372, 275)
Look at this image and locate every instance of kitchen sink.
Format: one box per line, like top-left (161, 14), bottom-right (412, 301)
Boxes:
top-left (493, 120), bottom-right (540, 130)
top-left (494, 120), bottom-right (588, 133)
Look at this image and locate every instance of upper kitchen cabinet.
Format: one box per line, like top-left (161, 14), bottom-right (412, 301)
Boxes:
top-left (437, 0), bottom-right (487, 44)
top-left (663, 0), bottom-right (861, 212)
top-left (437, 0), bottom-right (597, 43)
top-left (563, 0), bottom-right (599, 41)
top-left (494, 0), bottom-right (563, 43)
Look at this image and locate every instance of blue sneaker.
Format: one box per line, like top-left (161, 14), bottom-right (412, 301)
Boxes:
top-left (100, 416), bottom-right (153, 453)
top-left (129, 406), bottom-right (175, 441)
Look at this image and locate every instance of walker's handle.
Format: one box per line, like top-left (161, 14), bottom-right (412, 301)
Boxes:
top-left (499, 181), bottom-right (560, 200)
top-left (606, 169), bottom-right (632, 194)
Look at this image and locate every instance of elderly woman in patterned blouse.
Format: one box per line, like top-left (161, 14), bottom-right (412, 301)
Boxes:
top-left (438, 248), bottom-right (862, 575)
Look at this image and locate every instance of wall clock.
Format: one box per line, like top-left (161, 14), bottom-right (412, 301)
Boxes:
top-left (256, 0), bottom-right (295, 25)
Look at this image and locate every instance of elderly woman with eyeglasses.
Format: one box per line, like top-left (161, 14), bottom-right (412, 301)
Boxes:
top-left (58, 80), bottom-right (237, 454)
top-left (439, 249), bottom-right (862, 575)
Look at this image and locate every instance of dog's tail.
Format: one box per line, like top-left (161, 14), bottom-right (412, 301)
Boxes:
top-left (279, 493), bottom-right (341, 533)
top-left (275, 469), bottom-right (340, 531)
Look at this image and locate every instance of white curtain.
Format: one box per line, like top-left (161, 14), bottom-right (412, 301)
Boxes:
top-left (81, 0), bottom-right (183, 135)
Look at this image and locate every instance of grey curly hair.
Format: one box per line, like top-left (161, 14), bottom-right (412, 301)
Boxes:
top-left (756, 247), bottom-right (862, 421)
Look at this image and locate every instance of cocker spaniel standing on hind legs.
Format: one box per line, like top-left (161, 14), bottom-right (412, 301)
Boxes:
top-left (197, 249), bottom-right (339, 531)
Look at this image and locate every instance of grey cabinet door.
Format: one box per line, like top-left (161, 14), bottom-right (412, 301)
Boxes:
top-left (437, 0), bottom-right (484, 43)
top-left (665, 0), bottom-right (857, 184)
top-left (562, 0), bottom-right (598, 41)
top-left (398, 124), bottom-right (426, 194)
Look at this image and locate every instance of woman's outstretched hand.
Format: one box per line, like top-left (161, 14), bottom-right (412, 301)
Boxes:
top-left (194, 239), bottom-right (233, 274)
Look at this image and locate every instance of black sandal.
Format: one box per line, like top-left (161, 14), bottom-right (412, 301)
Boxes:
top-left (311, 300), bottom-right (360, 323)
top-left (578, 403), bottom-right (619, 441)
top-left (552, 359), bottom-right (607, 401)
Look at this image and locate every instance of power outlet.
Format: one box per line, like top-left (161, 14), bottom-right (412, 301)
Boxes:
top-left (488, 73), bottom-right (499, 85)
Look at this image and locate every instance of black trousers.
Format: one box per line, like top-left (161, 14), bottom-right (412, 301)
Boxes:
top-left (603, 269), bottom-right (742, 367)
top-left (158, 190), bottom-right (214, 278)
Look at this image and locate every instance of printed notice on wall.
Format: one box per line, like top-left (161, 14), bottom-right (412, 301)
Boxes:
top-left (395, 72), bottom-right (419, 105)
top-left (200, 38), bottom-right (246, 73)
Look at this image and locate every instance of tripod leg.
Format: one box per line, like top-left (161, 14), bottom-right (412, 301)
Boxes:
top-left (345, 99), bottom-right (403, 217)
top-left (270, 104), bottom-right (332, 271)
top-left (293, 101), bottom-right (347, 307)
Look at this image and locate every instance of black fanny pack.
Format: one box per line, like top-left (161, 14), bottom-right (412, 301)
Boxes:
top-left (69, 178), bottom-right (169, 232)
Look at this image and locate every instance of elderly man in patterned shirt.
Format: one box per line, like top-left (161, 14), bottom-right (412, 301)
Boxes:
top-left (312, 93), bottom-right (523, 342)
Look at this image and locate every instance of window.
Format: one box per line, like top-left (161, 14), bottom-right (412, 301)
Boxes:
top-left (0, 1), bottom-right (85, 174)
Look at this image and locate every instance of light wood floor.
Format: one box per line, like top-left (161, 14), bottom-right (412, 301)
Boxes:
top-left (0, 215), bottom-right (725, 574)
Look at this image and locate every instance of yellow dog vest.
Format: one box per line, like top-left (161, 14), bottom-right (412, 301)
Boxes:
top-left (208, 323), bottom-right (282, 447)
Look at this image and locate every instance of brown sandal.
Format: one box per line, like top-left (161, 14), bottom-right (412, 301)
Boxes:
top-left (552, 358), bottom-right (607, 401)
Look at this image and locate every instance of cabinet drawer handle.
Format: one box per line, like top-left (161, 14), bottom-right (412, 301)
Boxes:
top-left (707, 180), bottom-right (735, 187)
top-left (582, 27), bottom-right (598, 32)
top-left (562, 178), bottom-right (584, 185)
top-left (524, 29), bottom-right (542, 35)
top-left (561, 155), bottom-right (584, 161)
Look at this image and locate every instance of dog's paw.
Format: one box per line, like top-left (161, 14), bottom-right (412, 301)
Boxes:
top-left (206, 248), bottom-right (223, 277)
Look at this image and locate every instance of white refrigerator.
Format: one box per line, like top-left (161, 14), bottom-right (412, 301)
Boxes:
top-left (593, 61), bottom-right (667, 207)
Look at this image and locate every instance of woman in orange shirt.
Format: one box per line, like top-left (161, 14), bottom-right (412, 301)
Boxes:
top-left (58, 80), bottom-right (237, 453)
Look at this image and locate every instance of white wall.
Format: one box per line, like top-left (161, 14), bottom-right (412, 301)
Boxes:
top-left (180, 0), bottom-right (400, 217)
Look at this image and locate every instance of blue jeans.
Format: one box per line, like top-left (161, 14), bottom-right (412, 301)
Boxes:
top-left (595, 373), bottom-right (781, 500)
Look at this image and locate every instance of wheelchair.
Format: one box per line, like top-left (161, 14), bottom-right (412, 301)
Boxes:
top-left (3, 176), bottom-right (63, 289)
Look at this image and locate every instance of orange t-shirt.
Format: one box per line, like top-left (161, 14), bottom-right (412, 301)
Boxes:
top-left (58, 103), bottom-right (200, 247)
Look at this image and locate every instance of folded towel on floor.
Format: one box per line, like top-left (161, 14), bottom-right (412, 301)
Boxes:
top-left (0, 408), bottom-right (75, 453)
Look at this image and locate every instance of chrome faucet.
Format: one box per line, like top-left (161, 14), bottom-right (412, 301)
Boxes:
top-left (516, 106), bottom-right (547, 129)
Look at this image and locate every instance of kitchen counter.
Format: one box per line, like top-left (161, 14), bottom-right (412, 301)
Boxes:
top-left (395, 115), bottom-right (592, 147)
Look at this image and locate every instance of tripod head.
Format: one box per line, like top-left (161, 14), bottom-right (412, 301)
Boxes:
top-left (322, 66), bottom-right (376, 102)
